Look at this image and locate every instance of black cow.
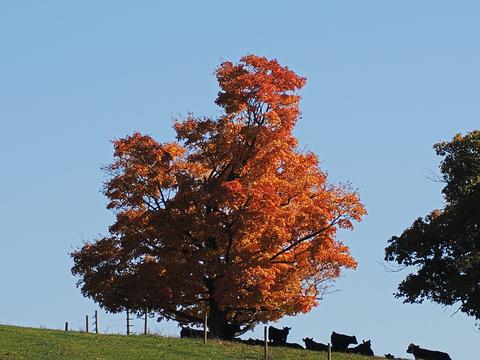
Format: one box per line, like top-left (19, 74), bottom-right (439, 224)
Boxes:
top-left (268, 326), bottom-right (291, 346)
top-left (406, 343), bottom-right (452, 360)
top-left (347, 340), bottom-right (374, 356)
top-left (242, 338), bottom-right (264, 346)
top-left (384, 354), bottom-right (395, 359)
top-left (331, 331), bottom-right (358, 351)
top-left (303, 337), bottom-right (329, 352)
top-left (180, 327), bottom-right (206, 338)
top-left (284, 342), bottom-right (304, 350)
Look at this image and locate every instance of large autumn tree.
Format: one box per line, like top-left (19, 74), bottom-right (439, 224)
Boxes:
top-left (72, 55), bottom-right (365, 339)
top-left (385, 130), bottom-right (480, 320)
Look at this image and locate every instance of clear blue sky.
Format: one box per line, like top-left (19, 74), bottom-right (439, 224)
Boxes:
top-left (1, 2), bottom-right (479, 359)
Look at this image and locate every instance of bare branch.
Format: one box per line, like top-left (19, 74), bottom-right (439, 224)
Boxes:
top-left (379, 259), bottom-right (408, 273)
top-left (425, 168), bottom-right (446, 184)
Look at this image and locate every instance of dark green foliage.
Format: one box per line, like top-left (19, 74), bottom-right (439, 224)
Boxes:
top-left (385, 130), bottom-right (480, 319)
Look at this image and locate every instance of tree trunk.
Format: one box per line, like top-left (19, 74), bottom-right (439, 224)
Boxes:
top-left (207, 300), bottom-right (233, 339)
top-left (204, 279), bottom-right (252, 340)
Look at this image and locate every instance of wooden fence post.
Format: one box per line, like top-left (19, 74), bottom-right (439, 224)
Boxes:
top-left (65, 322), bottom-right (68, 332)
top-left (94, 310), bottom-right (99, 334)
top-left (85, 315), bottom-right (89, 333)
top-left (144, 308), bottom-right (148, 335)
top-left (203, 312), bottom-right (208, 344)
top-left (264, 326), bottom-right (268, 360)
top-left (328, 342), bottom-right (331, 360)
top-left (126, 309), bottom-right (131, 335)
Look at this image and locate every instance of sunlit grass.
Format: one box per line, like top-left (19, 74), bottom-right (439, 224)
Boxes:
top-left (0, 325), bottom-right (401, 360)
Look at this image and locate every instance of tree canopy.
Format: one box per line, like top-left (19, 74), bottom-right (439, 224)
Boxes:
top-left (71, 55), bottom-right (366, 339)
top-left (385, 130), bottom-right (480, 320)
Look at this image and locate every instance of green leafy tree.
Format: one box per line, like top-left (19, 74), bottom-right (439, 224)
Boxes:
top-left (385, 130), bottom-right (480, 319)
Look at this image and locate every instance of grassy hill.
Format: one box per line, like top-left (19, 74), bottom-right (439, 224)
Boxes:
top-left (0, 325), bottom-right (400, 360)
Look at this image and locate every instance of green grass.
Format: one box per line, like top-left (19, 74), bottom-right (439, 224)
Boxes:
top-left (0, 325), bottom-right (397, 360)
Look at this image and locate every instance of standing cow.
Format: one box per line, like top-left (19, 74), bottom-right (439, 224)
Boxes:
top-left (331, 331), bottom-right (358, 351)
top-left (268, 326), bottom-right (291, 346)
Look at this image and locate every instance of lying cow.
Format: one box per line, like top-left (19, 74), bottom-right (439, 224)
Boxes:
top-left (268, 326), bottom-right (291, 346)
top-left (384, 354), bottom-right (395, 359)
top-left (303, 337), bottom-right (329, 352)
top-left (284, 342), bottom-right (304, 350)
top-left (241, 338), bottom-right (264, 346)
top-left (180, 327), bottom-right (206, 338)
top-left (331, 331), bottom-right (358, 351)
top-left (347, 340), bottom-right (374, 356)
top-left (406, 343), bottom-right (452, 360)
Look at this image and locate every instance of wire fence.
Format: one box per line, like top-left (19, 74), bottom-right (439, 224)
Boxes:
top-left (66, 310), bottom-right (335, 360)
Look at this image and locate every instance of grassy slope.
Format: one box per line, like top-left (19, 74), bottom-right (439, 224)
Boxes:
top-left (0, 325), bottom-right (398, 360)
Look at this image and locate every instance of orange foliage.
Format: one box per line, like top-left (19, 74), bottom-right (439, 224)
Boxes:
top-left (71, 55), bottom-right (365, 338)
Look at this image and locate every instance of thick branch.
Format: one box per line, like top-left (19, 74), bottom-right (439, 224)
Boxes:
top-left (269, 215), bottom-right (343, 262)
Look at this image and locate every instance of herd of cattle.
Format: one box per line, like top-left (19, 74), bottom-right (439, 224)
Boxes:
top-left (180, 326), bottom-right (453, 359)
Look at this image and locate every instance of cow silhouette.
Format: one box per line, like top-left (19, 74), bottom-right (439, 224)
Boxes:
top-left (303, 337), bottom-right (329, 351)
top-left (331, 331), bottom-right (358, 351)
top-left (347, 340), bottom-right (374, 356)
top-left (268, 326), bottom-right (291, 346)
top-left (406, 343), bottom-right (452, 360)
